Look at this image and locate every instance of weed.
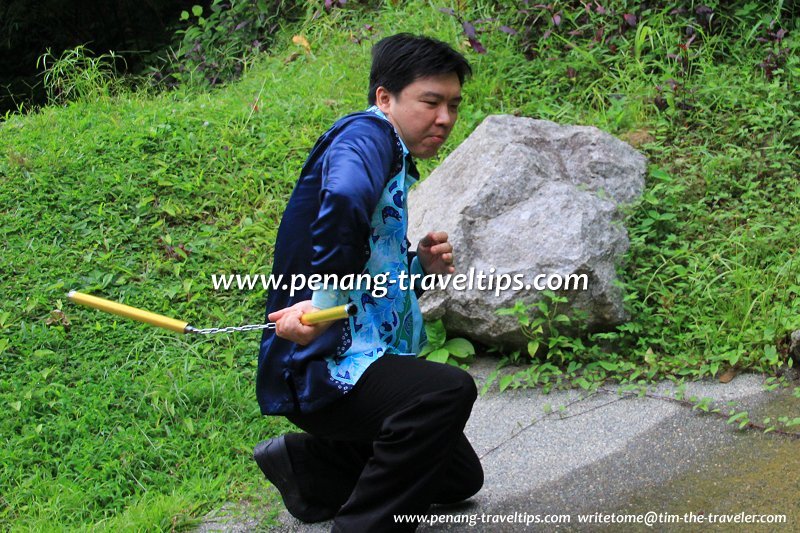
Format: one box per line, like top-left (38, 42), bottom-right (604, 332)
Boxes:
top-left (37, 45), bottom-right (125, 104)
top-left (418, 319), bottom-right (476, 368)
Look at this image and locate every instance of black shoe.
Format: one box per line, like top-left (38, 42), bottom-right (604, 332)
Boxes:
top-left (253, 435), bottom-right (337, 523)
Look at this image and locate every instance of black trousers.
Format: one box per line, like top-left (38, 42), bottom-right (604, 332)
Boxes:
top-left (284, 354), bottom-right (484, 532)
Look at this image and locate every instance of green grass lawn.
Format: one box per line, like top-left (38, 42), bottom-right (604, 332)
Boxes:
top-left (1, 1), bottom-right (798, 529)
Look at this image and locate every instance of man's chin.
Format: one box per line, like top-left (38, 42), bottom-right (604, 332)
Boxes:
top-left (412, 147), bottom-right (441, 160)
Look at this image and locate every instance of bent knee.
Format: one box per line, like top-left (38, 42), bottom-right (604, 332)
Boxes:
top-left (437, 460), bottom-right (484, 504)
top-left (464, 461), bottom-right (484, 499)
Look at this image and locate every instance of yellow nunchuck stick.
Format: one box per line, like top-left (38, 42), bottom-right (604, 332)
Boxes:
top-left (300, 304), bottom-right (356, 325)
top-left (67, 290), bottom-right (356, 334)
top-left (68, 290), bottom-right (190, 333)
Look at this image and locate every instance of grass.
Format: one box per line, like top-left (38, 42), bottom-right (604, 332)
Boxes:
top-left (1, 0), bottom-right (798, 529)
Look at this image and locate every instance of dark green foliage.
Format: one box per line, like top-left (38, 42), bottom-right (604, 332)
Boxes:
top-left (0, 0), bottom-right (207, 114)
top-left (150, 0), bottom-right (304, 88)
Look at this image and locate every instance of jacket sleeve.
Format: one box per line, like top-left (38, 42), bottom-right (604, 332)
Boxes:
top-left (310, 118), bottom-right (396, 294)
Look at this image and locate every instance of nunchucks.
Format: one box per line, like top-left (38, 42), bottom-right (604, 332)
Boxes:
top-left (67, 290), bottom-right (357, 335)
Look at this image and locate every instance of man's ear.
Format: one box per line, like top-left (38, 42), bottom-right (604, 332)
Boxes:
top-left (375, 86), bottom-right (393, 113)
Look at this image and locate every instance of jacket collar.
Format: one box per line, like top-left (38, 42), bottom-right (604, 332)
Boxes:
top-left (366, 105), bottom-right (410, 157)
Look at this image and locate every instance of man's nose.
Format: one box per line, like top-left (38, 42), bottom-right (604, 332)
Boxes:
top-left (435, 104), bottom-right (455, 128)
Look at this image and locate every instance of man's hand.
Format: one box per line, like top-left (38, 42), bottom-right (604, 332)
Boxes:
top-left (269, 300), bottom-right (332, 346)
top-left (417, 231), bottom-right (455, 275)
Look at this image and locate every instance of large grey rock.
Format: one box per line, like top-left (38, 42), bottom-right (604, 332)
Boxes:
top-left (408, 115), bottom-right (647, 349)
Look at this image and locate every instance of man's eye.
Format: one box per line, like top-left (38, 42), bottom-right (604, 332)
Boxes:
top-left (423, 101), bottom-right (438, 107)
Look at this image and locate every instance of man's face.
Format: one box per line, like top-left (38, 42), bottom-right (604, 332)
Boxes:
top-left (375, 72), bottom-right (462, 159)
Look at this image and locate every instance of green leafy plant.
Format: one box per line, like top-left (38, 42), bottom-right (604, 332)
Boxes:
top-left (497, 290), bottom-right (587, 366)
top-left (485, 291), bottom-right (615, 393)
top-left (418, 319), bottom-right (475, 368)
top-left (153, 0), bottom-right (300, 88)
top-left (37, 45), bottom-right (124, 104)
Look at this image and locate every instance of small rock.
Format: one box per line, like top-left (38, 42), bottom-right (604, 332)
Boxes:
top-left (790, 330), bottom-right (800, 361)
top-left (718, 367), bottom-right (738, 383)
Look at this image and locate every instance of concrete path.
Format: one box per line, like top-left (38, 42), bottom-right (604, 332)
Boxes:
top-left (200, 359), bottom-right (799, 532)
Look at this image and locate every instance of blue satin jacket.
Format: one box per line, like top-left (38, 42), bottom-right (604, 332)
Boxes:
top-left (256, 106), bottom-right (427, 415)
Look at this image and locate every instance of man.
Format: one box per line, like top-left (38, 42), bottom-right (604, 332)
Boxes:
top-left (254, 34), bottom-right (483, 531)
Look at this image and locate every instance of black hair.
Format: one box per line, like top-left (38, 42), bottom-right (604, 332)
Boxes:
top-left (368, 34), bottom-right (472, 106)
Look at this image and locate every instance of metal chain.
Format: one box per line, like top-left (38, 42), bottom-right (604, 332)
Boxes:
top-left (187, 323), bottom-right (276, 335)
